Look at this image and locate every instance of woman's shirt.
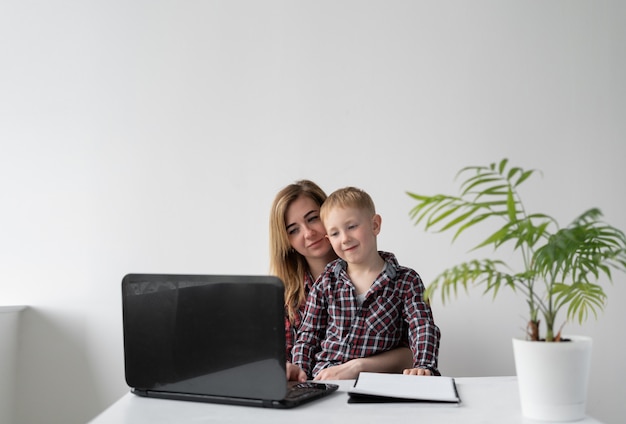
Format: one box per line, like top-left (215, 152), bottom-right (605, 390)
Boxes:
top-left (284, 271), bottom-right (316, 360)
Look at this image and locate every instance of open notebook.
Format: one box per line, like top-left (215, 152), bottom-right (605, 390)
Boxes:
top-left (348, 372), bottom-right (461, 404)
top-left (121, 273), bottom-right (338, 408)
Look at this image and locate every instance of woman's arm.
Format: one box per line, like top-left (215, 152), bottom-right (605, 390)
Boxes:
top-left (313, 346), bottom-right (413, 380)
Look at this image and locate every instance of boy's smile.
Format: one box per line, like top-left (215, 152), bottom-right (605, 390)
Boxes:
top-left (323, 206), bottom-right (380, 265)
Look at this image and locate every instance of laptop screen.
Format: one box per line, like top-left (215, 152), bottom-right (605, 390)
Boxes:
top-left (122, 274), bottom-right (288, 401)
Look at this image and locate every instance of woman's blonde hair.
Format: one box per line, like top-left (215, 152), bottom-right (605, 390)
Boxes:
top-left (269, 180), bottom-right (328, 323)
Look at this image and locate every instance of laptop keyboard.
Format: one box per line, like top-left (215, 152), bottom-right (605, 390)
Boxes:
top-left (286, 382), bottom-right (330, 401)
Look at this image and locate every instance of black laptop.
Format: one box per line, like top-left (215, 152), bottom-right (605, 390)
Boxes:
top-left (121, 273), bottom-right (338, 408)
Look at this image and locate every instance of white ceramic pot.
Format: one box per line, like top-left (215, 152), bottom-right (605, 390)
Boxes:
top-left (512, 336), bottom-right (592, 422)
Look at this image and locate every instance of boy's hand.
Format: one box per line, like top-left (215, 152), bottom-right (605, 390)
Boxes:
top-left (402, 368), bottom-right (433, 376)
top-left (286, 362), bottom-right (307, 382)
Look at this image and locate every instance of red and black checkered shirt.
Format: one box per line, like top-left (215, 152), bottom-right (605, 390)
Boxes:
top-left (284, 272), bottom-right (315, 359)
top-left (292, 251), bottom-right (440, 378)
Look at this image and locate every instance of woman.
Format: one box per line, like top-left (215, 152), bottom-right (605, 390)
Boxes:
top-left (269, 180), bottom-right (412, 381)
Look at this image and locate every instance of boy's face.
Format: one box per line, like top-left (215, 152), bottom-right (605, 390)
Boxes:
top-left (323, 206), bottom-right (381, 265)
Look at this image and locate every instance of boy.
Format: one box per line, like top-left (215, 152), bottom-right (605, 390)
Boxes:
top-left (289, 186), bottom-right (440, 380)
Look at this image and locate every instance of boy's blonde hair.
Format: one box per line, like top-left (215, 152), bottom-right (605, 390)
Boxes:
top-left (320, 186), bottom-right (376, 222)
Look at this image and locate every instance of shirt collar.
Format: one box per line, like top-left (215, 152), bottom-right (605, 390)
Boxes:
top-left (330, 251), bottom-right (399, 280)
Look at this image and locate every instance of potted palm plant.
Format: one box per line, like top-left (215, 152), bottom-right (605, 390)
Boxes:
top-left (406, 158), bottom-right (626, 421)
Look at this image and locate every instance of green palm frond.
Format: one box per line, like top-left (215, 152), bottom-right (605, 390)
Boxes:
top-left (551, 282), bottom-right (607, 324)
top-left (408, 158), bottom-right (626, 341)
top-left (424, 259), bottom-right (516, 303)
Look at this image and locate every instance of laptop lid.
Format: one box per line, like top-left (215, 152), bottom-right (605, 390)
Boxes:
top-left (122, 274), bottom-right (295, 405)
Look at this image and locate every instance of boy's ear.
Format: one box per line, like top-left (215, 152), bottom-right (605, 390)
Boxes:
top-left (371, 214), bottom-right (382, 235)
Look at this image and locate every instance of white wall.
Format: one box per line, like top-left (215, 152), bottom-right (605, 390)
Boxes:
top-left (1, 1), bottom-right (625, 423)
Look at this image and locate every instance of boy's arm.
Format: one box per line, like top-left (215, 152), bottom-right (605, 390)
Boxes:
top-left (409, 320), bottom-right (441, 375)
top-left (404, 271), bottom-right (442, 375)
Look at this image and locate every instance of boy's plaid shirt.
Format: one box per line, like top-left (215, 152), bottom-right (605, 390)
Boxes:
top-left (292, 251), bottom-right (440, 378)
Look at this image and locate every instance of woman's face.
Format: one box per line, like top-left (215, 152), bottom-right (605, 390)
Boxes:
top-left (284, 195), bottom-right (333, 260)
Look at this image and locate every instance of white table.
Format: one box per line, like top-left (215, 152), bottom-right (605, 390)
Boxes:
top-left (89, 376), bottom-right (603, 424)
